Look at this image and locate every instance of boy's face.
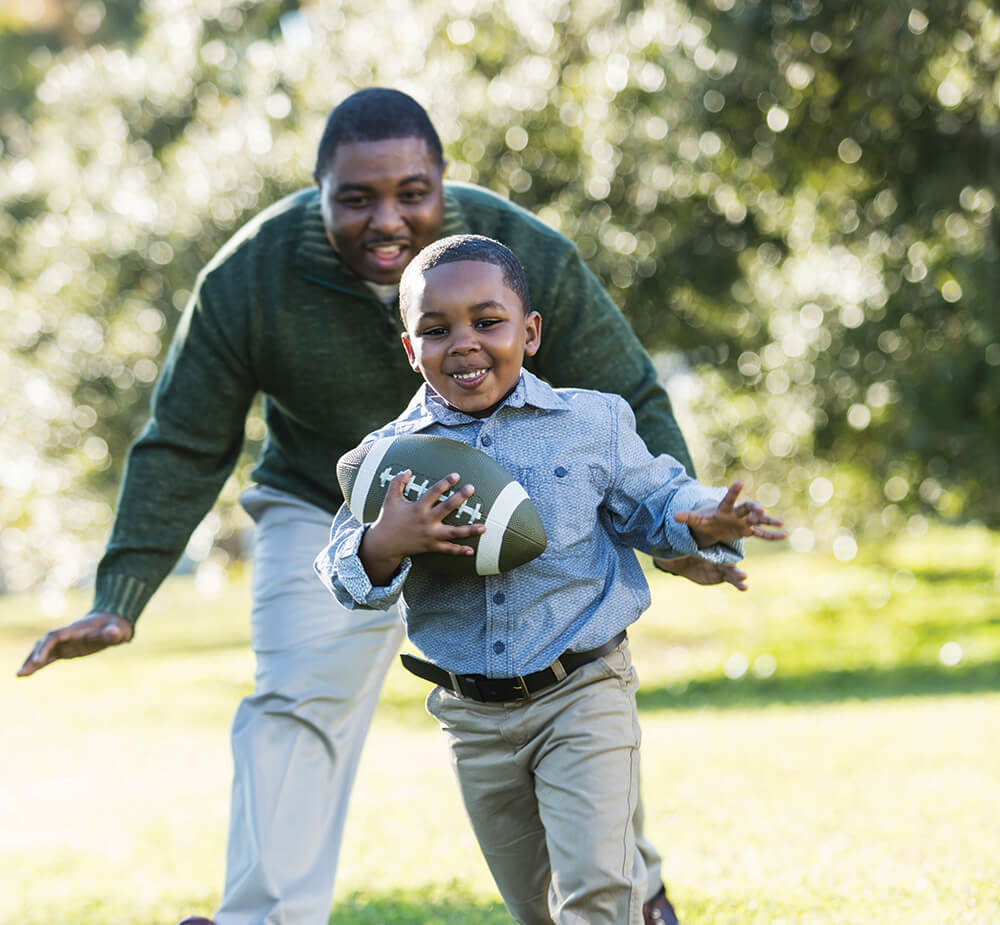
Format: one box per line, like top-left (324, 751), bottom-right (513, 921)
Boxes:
top-left (401, 260), bottom-right (542, 418)
top-left (316, 136), bottom-right (446, 285)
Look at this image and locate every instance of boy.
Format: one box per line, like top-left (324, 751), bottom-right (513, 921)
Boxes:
top-left (314, 234), bottom-right (784, 924)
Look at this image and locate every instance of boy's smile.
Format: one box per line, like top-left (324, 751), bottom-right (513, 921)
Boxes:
top-left (401, 260), bottom-right (542, 418)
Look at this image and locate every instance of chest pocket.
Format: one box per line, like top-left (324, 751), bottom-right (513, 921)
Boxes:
top-left (513, 462), bottom-right (605, 551)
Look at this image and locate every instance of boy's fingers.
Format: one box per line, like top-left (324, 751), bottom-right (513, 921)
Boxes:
top-left (718, 481), bottom-right (744, 511)
top-left (440, 481), bottom-right (476, 512)
top-left (431, 540), bottom-right (477, 556)
top-left (388, 469), bottom-right (413, 498)
top-left (423, 473), bottom-right (463, 506)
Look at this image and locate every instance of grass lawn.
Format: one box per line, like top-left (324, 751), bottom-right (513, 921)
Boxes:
top-left (1, 525), bottom-right (998, 924)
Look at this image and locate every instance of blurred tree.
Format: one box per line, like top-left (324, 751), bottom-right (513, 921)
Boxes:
top-left (1, 0), bottom-right (997, 593)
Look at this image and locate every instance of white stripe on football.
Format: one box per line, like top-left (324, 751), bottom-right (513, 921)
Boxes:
top-left (336, 434), bottom-right (547, 576)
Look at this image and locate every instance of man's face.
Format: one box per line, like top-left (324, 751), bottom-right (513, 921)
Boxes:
top-left (316, 137), bottom-right (446, 284)
top-left (401, 260), bottom-right (542, 417)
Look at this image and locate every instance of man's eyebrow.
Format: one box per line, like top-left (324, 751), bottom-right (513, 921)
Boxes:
top-left (335, 173), bottom-right (432, 195)
top-left (397, 172), bottom-right (433, 186)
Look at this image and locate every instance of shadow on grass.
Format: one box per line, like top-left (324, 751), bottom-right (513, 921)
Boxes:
top-left (637, 658), bottom-right (1000, 712)
top-left (329, 884), bottom-right (509, 925)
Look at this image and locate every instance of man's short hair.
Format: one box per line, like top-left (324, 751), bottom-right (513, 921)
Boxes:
top-left (400, 234), bottom-right (532, 318)
top-left (314, 88), bottom-right (444, 177)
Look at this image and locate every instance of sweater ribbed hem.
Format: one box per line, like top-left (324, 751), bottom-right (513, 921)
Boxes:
top-left (91, 573), bottom-right (154, 625)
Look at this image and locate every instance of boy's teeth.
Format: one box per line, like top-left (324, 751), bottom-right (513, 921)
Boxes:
top-left (454, 369), bottom-right (486, 380)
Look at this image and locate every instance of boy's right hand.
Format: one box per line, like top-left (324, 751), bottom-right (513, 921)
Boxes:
top-left (359, 470), bottom-right (487, 585)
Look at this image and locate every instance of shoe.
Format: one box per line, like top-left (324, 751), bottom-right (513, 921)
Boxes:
top-left (643, 884), bottom-right (680, 925)
top-left (175, 918), bottom-right (216, 925)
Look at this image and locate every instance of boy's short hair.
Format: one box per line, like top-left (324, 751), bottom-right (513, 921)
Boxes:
top-left (314, 88), bottom-right (444, 177)
top-left (400, 234), bottom-right (532, 319)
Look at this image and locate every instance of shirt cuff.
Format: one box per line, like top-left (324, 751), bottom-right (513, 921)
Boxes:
top-left (317, 525), bottom-right (411, 609)
top-left (664, 483), bottom-right (745, 563)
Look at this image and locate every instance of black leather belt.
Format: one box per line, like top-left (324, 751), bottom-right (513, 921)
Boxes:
top-left (400, 630), bottom-right (627, 703)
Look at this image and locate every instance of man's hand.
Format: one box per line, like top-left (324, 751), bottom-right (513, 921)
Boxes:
top-left (674, 481), bottom-right (787, 548)
top-left (359, 470), bottom-right (487, 585)
top-left (654, 555), bottom-right (751, 591)
top-left (17, 612), bottom-right (134, 677)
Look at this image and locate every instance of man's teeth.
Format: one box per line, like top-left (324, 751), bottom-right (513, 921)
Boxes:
top-left (453, 369), bottom-right (487, 381)
top-left (372, 244), bottom-right (402, 255)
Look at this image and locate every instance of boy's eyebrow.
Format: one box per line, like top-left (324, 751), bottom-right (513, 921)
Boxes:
top-left (415, 301), bottom-right (510, 319)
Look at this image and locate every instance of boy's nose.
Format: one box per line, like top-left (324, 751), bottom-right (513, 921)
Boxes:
top-left (449, 332), bottom-right (481, 354)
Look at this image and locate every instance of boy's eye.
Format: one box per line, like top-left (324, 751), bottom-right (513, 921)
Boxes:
top-left (421, 326), bottom-right (448, 337)
top-left (475, 318), bottom-right (502, 329)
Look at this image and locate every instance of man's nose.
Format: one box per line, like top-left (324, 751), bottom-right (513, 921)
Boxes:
top-left (370, 198), bottom-right (404, 234)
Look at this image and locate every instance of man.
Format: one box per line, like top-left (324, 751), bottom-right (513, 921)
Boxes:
top-left (19, 88), bottom-right (743, 925)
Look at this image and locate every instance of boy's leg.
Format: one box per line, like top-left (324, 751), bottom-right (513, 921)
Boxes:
top-left (532, 643), bottom-right (646, 925)
top-left (215, 486), bottom-right (405, 925)
top-left (635, 790), bottom-right (664, 900)
top-left (426, 641), bottom-right (646, 925)
top-left (425, 687), bottom-right (555, 925)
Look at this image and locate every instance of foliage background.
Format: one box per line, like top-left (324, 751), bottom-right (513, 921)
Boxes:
top-left (1, 0), bottom-right (998, 594)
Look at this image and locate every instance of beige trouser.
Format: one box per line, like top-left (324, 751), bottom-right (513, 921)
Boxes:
top-left (217, 485), bottom-right (661, 925)
top-left (426, 640), bottom-right (647, 925)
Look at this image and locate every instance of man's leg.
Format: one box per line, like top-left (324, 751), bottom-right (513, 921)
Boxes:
top-left (215, 486), bottom-right (404, 925)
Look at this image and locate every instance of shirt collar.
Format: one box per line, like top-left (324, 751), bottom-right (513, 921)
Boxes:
top-left (397, 370), bottom-right (569, 432)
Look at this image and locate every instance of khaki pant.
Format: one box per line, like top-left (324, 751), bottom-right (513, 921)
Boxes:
top-left (427, 641), bottom-right (647, 925)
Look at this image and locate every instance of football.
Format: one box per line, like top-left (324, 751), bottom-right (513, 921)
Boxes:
top-left (336, 433), bottom-right (547, 575)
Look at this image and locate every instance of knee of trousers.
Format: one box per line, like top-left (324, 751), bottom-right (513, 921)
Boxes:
top-left (230, 684), bottom-right (374, 763)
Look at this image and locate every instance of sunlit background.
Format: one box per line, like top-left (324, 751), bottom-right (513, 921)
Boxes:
top-left (1, 0), bottom-right (998, 600)
top-left (2, 4), bottom-right (999, 923)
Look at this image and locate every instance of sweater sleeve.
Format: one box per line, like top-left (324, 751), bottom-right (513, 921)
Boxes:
top-left (91, 268), bottom-right (257, 624)
top-left (526, 246), bottom-right (695, 475)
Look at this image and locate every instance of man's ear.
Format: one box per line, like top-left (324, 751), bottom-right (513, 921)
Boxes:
top-left (523, 311), bottom-right (542, 358)
top-left (401, 331), bottom-right (421, 372)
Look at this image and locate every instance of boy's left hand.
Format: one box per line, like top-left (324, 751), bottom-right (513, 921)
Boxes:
top-left (674, 481), bottom-right (787, 547)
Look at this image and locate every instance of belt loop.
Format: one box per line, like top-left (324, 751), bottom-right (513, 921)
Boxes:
top-left (549, 658), bottom-right (567, 682)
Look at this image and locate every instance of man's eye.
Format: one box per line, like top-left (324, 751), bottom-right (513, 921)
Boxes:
top-left (337, 195), bottom-right (367, 208)
top-left (400, 189), bottom-right (427, 203)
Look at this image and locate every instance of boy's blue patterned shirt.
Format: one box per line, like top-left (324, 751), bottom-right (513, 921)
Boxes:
top-left (314, 371), bottom-right (740, 677)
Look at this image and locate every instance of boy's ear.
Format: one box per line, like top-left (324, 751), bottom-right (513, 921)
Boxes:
top-left (401, 331), bottom-right (421, 372)
top-left (523, 311), bottom-right (542, 358)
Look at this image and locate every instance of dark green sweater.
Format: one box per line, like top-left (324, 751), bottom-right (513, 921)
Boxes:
top-left (93, 182), bottom-right (693, 623)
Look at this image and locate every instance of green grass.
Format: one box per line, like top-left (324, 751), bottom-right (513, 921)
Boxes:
top-left (2, 526), bottom-right (998, 924)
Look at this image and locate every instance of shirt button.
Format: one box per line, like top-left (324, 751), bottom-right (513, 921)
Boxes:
top-left (493, 592), bottom-right (506, 605)
top-left (493, 641), bottom-right (505, 654)
top-left (555, 466), bottom-right (568, 477)
top-left (481, 434), bottom-right (492, 447)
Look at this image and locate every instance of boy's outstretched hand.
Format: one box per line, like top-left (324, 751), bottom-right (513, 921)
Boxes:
top-left (359, 470), bottom-right (487, 586)
top-left (674, 481), bottom-right (787, 548)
